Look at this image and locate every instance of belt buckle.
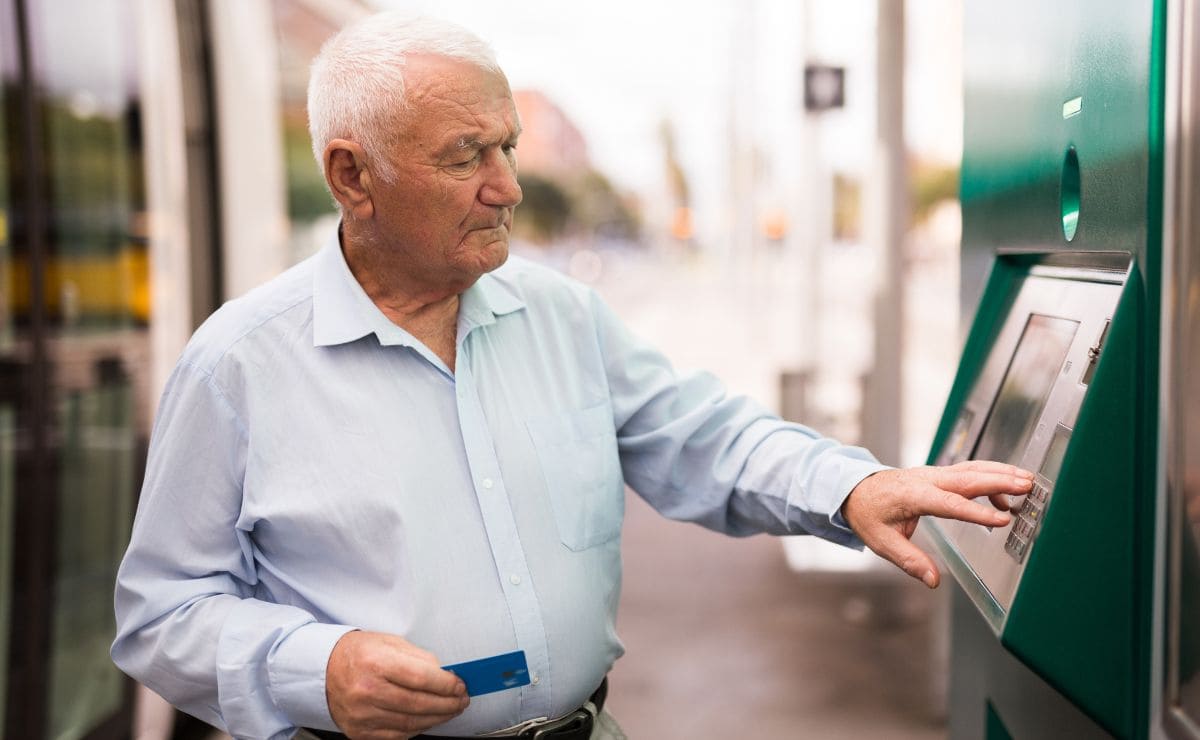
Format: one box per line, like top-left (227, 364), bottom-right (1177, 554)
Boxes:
top-left (525, 704), bottom-right (595, 739)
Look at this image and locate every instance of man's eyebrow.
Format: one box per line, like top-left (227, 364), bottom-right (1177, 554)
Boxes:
top-left (437, 128), bottom-right (521, 158)
top-left (454, 127), bottom-right (523, 148)
top-left (430, 134), bottom-right (480, 158)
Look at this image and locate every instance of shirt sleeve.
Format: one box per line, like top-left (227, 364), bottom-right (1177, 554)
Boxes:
top-left (111, 361), bottom-right (355, 740)
top-left (589, 292), bottom-right (888, 547)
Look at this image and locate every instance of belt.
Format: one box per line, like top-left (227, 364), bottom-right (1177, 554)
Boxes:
top-left (307, 677), bottom-right (607, 740)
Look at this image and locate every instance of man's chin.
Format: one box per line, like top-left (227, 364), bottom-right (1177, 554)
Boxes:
top-left (479, 246), bottom-right (509, 274)
top-left (455, 236), bottom-right (509, 275)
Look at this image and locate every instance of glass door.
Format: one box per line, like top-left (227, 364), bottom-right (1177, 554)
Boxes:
top-left (26, 1), bottom-right (149, 737)
top-left (2, 0), bottom-right (149, 736)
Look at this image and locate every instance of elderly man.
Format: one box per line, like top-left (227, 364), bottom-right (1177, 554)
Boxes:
top-left (112, 12), bottom-right (1030, 740)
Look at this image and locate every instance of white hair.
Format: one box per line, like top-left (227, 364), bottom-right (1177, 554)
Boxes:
top-left (307, 12), bottom-right (502, 185)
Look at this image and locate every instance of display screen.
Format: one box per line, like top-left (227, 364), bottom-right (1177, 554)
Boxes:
top-left (973, 314), bottom-right (1079, 465)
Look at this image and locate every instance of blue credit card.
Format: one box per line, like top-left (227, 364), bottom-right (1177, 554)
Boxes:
top-left (442, 650), bottom-right (531, 697)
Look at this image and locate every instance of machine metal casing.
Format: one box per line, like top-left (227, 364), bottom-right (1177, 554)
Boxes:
top-left (926, 0), bottom-right (1167, 737)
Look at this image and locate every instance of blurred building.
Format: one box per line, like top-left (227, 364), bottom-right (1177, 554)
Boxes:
top-left (511, 89), bottom-right (591, 176)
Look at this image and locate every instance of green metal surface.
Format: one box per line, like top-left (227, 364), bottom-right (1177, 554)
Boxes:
top-left (931, 257), bottom-right (1140, 736)
top-left (960, 1), bottom-right (1162, 311)
top-left (1002, 268), bottom-right (1141, 737)
top-left (987, 702), bottom-right (1015, 740)
top-left (950, 587), bottom-right (1114, 740)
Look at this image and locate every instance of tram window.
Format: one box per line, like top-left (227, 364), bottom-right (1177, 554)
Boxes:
top-left (271, 0), bottom-right (343, 264)
top-left (972, 314), bottom-right (1079, 464)
top-left (24, 0), bottom-right (147, 736)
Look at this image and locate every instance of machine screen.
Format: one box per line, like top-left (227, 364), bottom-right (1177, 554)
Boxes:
top-left (973, 315), bottom-right (1079, 465)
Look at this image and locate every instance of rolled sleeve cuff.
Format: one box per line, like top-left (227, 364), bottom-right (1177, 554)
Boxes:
top-left (268, 622), bottom-right (358, 732)
top-left (798, 452), bottom-right (891, 549)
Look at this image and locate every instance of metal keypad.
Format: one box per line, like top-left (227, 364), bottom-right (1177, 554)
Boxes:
top-left (1005, 480), bottom-right (1051, 563)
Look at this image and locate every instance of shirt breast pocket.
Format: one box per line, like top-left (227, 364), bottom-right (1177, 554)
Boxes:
top-left (526, 403), bottom-right (624, 551)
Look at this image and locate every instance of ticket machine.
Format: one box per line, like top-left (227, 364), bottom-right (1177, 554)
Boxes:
top-left (917, 0), bottom-right (1195, 738)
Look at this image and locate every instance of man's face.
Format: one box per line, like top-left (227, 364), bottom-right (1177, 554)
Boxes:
top-left (370, 54), bottom-right (523, 291)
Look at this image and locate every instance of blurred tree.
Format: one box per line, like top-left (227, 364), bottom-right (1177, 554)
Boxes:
top-left (833, 172), bottom-right (862, 242)
top-left (567, 170), bottom-right (641, 241)
top-left (658, 120), bottom-right (690, 209)
top-left (832, 162), bottom-right (960, 244)
top-left (911, 160), bottom-right (959, 223)
top-left (281, 112), bottom-right (335, 222)
top-left (513, 172), bottom-right (571, 244)
top-left (512, 169), bottom-right (641, 245)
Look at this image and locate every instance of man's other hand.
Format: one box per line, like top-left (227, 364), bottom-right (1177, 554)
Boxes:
top-left (841, 460), bottom-right (1034, 588)
top-left (326, 631), bottom-right (469, 739)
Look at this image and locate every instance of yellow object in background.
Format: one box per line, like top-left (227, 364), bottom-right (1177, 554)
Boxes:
top-left (5, 243), bottom-right (150, 325)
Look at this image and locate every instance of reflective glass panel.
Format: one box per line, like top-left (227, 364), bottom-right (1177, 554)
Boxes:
top-left (1174, 238), bottom-right (1200, 724)
top-left (1166, 4), bottom-right (1200, 732)
top-left (25, 0), bottom-right (148, 736)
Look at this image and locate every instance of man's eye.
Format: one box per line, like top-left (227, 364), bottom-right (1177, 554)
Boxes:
top-left (447, 155), bottom-right (479, 172)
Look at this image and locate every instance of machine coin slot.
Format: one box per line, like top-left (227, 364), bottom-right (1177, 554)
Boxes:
top-left (1081, 319), bottom-right (1110, 386)
top-left (1038, 424), bottom-right (1072, 485)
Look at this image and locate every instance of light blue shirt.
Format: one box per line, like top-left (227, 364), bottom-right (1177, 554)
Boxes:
top-left (112, 233), bottom-right (885, 739)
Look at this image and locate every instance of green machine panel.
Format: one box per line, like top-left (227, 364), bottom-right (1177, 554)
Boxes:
top-left (924, 255), bottom-right (1139, 737)
top-left (923, 0), bottom-right (1166, 738)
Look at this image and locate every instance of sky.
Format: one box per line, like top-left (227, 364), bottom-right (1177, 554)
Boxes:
top-left (379, 0), bottom-right (964, 244)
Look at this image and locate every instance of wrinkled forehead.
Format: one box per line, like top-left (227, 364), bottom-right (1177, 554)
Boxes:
top-left (396, 54), bottom-right (519, 151)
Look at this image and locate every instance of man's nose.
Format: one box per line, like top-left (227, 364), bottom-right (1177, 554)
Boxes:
top-left (479, 149), bottom-right (522, 208)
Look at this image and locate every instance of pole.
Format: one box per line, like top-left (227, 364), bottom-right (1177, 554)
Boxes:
top-left (861, 0), bottom-right (907, 465)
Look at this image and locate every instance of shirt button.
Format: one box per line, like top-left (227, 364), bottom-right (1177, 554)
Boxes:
top-left (482, 478), bottom-right (494, 490)
top-left (509, 574), bottom-right (521, 585)
top-left (531, 675), bottom-right (540, 685)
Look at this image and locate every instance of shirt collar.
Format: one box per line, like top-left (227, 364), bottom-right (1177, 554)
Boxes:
top-left (312, 228), bottom-right (525, 348)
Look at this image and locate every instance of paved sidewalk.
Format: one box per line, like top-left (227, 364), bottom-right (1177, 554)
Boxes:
top-left (606, 489), bottom-right (949, 740)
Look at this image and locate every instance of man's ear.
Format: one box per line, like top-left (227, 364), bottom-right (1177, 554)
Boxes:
top-left (324, 139), bottom-right (375, 219)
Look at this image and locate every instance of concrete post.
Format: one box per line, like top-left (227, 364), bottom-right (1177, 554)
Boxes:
top-left (861, 0), bottom-right (908, 465)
